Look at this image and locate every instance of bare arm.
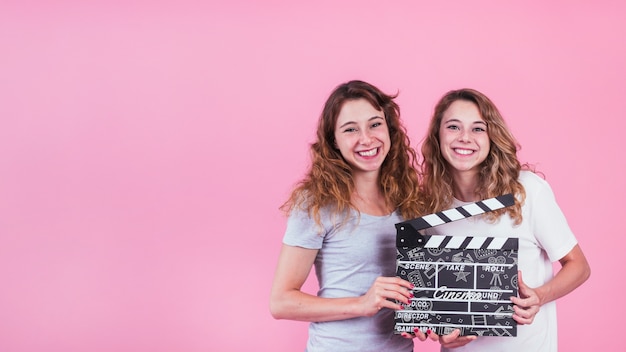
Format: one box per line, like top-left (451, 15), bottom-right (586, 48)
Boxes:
top-left (269, 244), bottom-right (413, 322)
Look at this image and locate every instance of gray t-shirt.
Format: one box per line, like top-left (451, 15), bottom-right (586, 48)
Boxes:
top-left (283, 208), bottom-right (414, 352)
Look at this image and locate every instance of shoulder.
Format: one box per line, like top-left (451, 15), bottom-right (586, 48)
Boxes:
top-left (518, 170), bottom-right (549, 190)
top-left (287, 203), bottom-right (346, 230)
top-left (518, 170), bottom-right (559, 206)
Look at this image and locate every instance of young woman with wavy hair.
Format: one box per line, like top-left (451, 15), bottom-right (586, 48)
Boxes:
top-left (418, 88), bottom-right (590, 351)
top-left (270, 80), bottom-right (421, 352)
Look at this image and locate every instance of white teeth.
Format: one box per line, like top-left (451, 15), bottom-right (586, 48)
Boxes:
top-left (359, 148), bottom-right (377, 157)
top-left (455, 149), bottom-right (473, 155)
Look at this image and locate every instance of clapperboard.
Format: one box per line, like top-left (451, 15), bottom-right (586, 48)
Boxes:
top-left (394, 194), bottom-right (519, 337)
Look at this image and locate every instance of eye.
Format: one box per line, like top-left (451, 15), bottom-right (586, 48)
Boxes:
top-left (343, 127), bottom-right (357, 133)
top-left (473, 126), bottom-right (486, 132)
top-left (371, 122), bottom-right (382, 128)
top-left (446, 124), bottom-right (459, 130)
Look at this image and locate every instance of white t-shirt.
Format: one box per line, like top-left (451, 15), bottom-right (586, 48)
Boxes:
top-left (424, 171), bottom-right (578, 352)
top-left (283, 208), bottom-right (414, 352)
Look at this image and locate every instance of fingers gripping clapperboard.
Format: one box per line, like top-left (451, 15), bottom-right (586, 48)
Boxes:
top-left (394, 194), bottom-right (518, 337)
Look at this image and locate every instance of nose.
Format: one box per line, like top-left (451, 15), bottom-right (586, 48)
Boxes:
top-left (458, 130), bottom-right (470, 142)
top-left (359, 130), bottom-right (374, 145)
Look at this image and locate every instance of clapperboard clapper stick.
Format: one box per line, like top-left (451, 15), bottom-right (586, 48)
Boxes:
top-left (396, 194), bottom-right (515, 248)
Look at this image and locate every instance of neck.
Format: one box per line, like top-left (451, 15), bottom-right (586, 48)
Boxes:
top-left (352, 172), bottom-right (390, 215)
top-left (353, 171), bottom-right (379, 194)
top-left (451, 171), bottom-right (480, 202)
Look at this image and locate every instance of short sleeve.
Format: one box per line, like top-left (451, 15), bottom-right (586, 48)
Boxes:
top-left (524, 172), bottom-right (578, 262)
top-left (282, 208), bottom-right (326, 249)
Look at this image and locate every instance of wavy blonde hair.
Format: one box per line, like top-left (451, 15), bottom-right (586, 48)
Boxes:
top-left (281, 80), bottom-right (422, 226)
top-left (419, 88), bottom-right (534, 225)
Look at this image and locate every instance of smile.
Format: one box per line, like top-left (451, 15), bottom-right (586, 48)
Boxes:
top-left (454, 148), bottom-right (474, 155)
top-left (358, 148), bottom-right (378, 157)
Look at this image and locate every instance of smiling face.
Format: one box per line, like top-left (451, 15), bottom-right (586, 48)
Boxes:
top-left (438, 99), bottom-right (490, 178)
top-left (334, 98), bottom-right (391, 178)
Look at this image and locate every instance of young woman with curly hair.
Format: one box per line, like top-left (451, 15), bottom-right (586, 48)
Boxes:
top-left (270, 80), bottom-right (422, 352)
top-left (418, 88), bottom-right (590, 351)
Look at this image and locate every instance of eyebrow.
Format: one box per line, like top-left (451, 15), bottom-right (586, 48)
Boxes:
top-left (443, 118), bottom-right (487, 125)
top-left (338, 115), bottom-right (384, 129)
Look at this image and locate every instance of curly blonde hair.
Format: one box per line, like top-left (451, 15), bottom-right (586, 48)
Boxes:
top-left (281, 80), bottom-right (422, 226)
top-left (419, 88), bottom-right (534, 225)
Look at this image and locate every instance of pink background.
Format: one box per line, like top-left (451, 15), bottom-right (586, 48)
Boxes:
top-left (1, 1), bottom-right (624, 351)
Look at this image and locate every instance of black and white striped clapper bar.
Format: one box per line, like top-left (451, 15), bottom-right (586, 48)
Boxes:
top-left (396, 194), bottom-right (515, 248)
top-left (394, 194), bottom-right (520, 337)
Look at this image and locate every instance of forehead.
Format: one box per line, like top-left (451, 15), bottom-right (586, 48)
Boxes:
top-left (336, 99), bottom-right (383, 124)
top-left (441, 100), bottom-right (484, 122)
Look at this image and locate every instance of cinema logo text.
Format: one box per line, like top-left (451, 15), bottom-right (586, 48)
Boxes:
top-left (433, 286), bottom-right (503, 301)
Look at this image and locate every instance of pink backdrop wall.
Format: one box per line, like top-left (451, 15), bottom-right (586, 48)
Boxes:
top-left (1, 1), bottom-right (624, 351)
